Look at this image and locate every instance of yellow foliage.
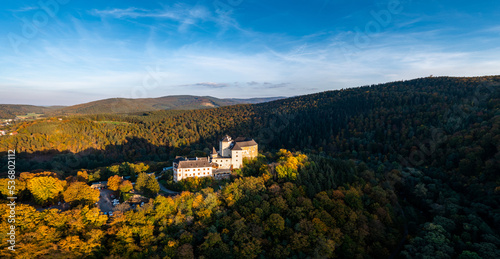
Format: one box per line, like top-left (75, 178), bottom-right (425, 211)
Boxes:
top-left (63, 181), bottom-right (100, 205)
top-left (82, 206), bottom-right (108, 227)
top-left (58, 235), bottom-right (96, 256)
top-left (262, 173), bottom-right (272, 183)
top-left (107, 175), bottom-right (123, 191)
top-left (0, 178), bottom-right (26, 197)
top-left (192, 194), bottom-right (203, 209)
top-left (27, 176), bottom-right (66, 205)
top-left (168, 240), bottom-right (177, 247)
top-left (77, 171), bottom-right (89, 182)
top-left (196, 208), bottom-right (212, 219)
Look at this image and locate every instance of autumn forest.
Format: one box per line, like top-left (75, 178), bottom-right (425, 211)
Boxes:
top-left (1, 76), bottom-right (499, 258)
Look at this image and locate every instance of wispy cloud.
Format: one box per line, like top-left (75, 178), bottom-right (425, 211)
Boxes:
top-left (10, 6), bottom-right (39, 12)
top-left (192, 82), bottom-right (230, 88)
top-left (92, 6), bottom-right (209, 20)
top-left (91, 5), bottom-right (225, 32)
top-left (246, 82), bottom-right (290, 89)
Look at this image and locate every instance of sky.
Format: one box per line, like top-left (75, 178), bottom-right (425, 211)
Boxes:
top-left (0, 0), bottom-right (499, 105)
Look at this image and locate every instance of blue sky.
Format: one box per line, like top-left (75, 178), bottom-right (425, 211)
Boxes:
top-left (0, 0), bottom-right (499, 105)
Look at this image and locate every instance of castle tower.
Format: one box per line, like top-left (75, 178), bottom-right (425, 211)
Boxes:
top-left (210, 147), bottom-right (218, 158)
top-left (220, 135), bottom-right (232, 157)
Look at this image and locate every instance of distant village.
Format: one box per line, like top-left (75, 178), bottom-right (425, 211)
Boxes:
top-left (0, 119), bottom-right (13, 136)
top-left (0, 115), bottom-right (62, 136)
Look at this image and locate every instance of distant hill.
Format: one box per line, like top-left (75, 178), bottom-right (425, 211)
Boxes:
top-left (226, 97), bottom-right (286, 104)
top-left (0, 105), bottom-right (60, 119)
top-left (0, 96), bottom-right (285, 118)
top-left (50, 96), bottom-right (285, 115)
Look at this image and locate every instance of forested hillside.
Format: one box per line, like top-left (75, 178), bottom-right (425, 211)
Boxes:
top-left (0, 96), bottom-right (284, 118)
top-left (0, 105), bottom-right (60, 119)
top-left (50, 96), bottom-right (243, 115)
top-left (0, 76), bottom-right (499, 258)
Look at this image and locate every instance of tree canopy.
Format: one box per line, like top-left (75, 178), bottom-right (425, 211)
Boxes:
top-left (27, 176), bottom-right (66, 205)
top-left (63, 181), bottom-right (100, 206)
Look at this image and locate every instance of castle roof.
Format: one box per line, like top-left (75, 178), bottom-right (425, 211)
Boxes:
top-left (234, 136), bottom-right (252, 142)
top-left (231, 138), bottom-right (258, 150)
top-left (174, 157), bottom-right (211, 168)
top-left (212, 147), bottom-right (217, 154)
top-left (221, 135), bottom-right (232, 142)
top-left (177, 160), bottom-right (211, 169)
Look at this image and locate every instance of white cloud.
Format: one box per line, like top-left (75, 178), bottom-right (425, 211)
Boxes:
top-left (90, 5), bottom-right (233, 33)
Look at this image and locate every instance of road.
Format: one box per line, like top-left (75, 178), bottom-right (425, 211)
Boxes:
top-left (158, 181), bottom-right (179, 195)
top-left (98, 189), bottom-right (115, 213)
top-left (156, 167), bottom-right (178, 195)
top-left (36, 202), bottom-right (69, 212)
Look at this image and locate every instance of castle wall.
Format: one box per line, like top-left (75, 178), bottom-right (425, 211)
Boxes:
top-left (241, 145), bottom-right (258, 159)
top-left (174, 167), bottom-right (212, 182)
top-left (231, 150), bottom-right (244, 169)
top-left (212, 157), bottom-right (232, 169)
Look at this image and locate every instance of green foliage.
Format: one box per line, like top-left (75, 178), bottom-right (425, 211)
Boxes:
top-left (135, 172), bottom-right (159, 197)
top-left (162, 173), bottom-right (218, 193)
top-left (145, 176), bottom-right (160, 196)
top-left (241, 154), bottom-right (269, 177)
top-left (135, 173), bottom-right (148, 192)
top-left (274, 149), bottom-right (307, 181)
top-left (402, 223), bottom-right (454, 259)
top-left (119, 180), bottom-right (133, 193)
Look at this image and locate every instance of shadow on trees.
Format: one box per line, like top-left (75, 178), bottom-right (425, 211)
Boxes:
top-left (0, 136), bottom-right (174, 174)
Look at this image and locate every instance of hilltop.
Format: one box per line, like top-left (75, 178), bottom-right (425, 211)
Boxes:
top-left (0, 104), bottom-right (61, 119)
top-left (0, 95), bottom-right (285, 118)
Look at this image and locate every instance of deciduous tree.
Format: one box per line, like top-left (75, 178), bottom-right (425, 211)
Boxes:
top-left (63, 181), bottom-right (100, 206)
top-left (27, 176), bottom-right (66, 205)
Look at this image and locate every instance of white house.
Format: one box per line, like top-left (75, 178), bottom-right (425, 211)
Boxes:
top-left (173, 157), bottom-right (213, 182)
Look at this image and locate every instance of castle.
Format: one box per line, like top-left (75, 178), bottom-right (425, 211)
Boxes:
top-left (173, 136), bottom-right (258, 182)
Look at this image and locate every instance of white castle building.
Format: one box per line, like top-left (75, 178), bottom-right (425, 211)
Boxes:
top-left (173, 136), bottom-right (258, 182)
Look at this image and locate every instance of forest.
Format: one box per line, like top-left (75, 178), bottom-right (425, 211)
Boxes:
top-left (0, 76), bottom-right (499, 258)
